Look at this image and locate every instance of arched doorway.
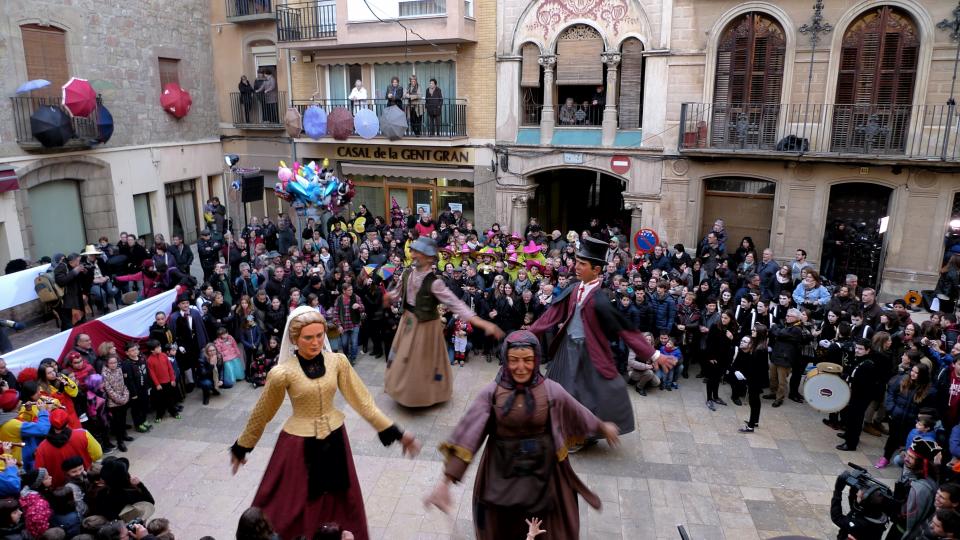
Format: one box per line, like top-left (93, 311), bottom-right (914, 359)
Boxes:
top-left (820, 182), bottom-right (893, 289)
top-left (531, 169), bottom-right (629, 236)
top-left (701, 177), bottom-right (776, 252)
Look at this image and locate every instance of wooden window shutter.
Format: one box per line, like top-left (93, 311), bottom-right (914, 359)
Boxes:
top-left (831, 7), bottom-right (919, 152)
top-left (20, 25), bottom-right (68, 98)
top-left (159, 57), bottom-right (180, 88)
top-left (520, 43), bottom-right (541, 88)
top-left (618, 38), bottom-right (643, 129)
top-left (555, 25), bottom-right (603, 86)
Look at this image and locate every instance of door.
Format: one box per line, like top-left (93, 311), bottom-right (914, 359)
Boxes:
top-left (29, 180), bottom-right (86, 258)
top-left (388, 185), bottom-right (435, 221)
top-left (821, 182), bottom-right (892, 289)
top-left (701, 177), bottom-right (775, 253)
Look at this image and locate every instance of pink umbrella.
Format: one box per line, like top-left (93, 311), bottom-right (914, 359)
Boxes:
top-left (61, 77), bottom-right (97, 117)
top-left (327, 107), bottom-right (354, 140)
top-left (160, 83), bottom-right (192, 119)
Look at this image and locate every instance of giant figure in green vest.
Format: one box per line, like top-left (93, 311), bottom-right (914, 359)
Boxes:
top-left (384, 236), bottom-right (504, 407)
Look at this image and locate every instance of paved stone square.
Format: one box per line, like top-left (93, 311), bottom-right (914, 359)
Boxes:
top-left (99, 351), bottom-right (902, 540)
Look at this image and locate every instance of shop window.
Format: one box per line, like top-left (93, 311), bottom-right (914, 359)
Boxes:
top-left (21, 24), bottom-right (68, 98)
top-left (711, 13), bottom-right (786, 148)
top-left (353, 185), bottom-right (385, 218)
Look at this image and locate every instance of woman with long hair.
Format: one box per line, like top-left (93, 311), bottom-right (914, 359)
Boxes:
top-left (705, 311), bottom-right (739, 410)
top-left (230, 307), bottom-right (422, 539)
top-left (876, 361), bottom-right (936, 469)
top-left (36, 359), bottom-right (81, 429)
top-left (739, 323), bottom-right (769, 432)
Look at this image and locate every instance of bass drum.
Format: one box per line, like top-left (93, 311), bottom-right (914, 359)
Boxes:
top-left (802, 365), bottom-right (850, 413)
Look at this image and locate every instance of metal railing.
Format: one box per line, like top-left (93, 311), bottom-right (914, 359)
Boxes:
top-left (10, 96), bottom-right (100, 148)
top-left (291, 98), bottom-right (467, 138)
top-left (521, 103), bottom-right (542, 126)
top-left (679, 102), bottom-right (960, 161)
top-left (225, 0), bottom-right (273, 18)
top-left (556, 102), bottom-right (603, 127)
top-left (277, 1), bottom-right (336, 42)
top-left (229, 91), bottom-right (286, 127)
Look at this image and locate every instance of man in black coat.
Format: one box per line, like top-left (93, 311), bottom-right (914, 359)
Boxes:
top-left (197, 229), bottom-right (221, 283)
top-left (837, 339), bottom-right (880, 451)
top-left (168, 235), bottom-right (194, 276)
top-left (767, 308), bottom-right (804, 407)
top-left (54, 253), bottom-right (88, 330)
top-left (264, 267), bottom-right (290, 306)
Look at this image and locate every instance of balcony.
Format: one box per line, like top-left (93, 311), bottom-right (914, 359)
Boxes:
top-left (10, 96), bottom-right (100, 151)
top-left (291, 98), bottom-right (467, 138)
top-left (276, 0), bottom-right (475, 48)
top-left (679, 102), bottom-right (960, 163)
top-left (225, 0), bottom-right (275, 23)
top-left (228, 91), bottom-right (287, 129)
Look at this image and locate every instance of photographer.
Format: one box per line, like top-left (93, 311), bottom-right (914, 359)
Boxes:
top-left (53, 253), bottom-right (88, 330)
top-left (831, 466), bottom-right (891, 540)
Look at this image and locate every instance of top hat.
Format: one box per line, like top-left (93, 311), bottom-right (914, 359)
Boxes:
top-left (576, 236), bottom-right (608, 265)
top-left (410, 237), bottom-right (438, 257)
top-left (80, 244), bottom-right (102, 256)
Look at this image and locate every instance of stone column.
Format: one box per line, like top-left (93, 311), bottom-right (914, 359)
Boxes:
top-left (626, 203), bottom-right (643, 238)
top-left (511, 193), bottom-right (531, 234)
top-left (539, 55), bottom-right (556, 145)
top-left (601, 51), bottom-right (621, 146)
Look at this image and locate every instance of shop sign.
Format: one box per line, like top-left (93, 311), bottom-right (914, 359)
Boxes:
top-left (334, 145), bottom-right (472, 165)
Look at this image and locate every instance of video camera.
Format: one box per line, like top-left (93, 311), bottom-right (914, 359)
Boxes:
top-left (842, 462), bottom-right (901, 511)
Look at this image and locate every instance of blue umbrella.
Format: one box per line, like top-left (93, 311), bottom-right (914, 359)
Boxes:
top-left (96, 104), bottom-right (114, 143)
top-left (354, 108), bottom-right (379, 139)
top-left (15, 79), bottom-right (50, 94)
top-left (303, 105), bottom-right (327, 139)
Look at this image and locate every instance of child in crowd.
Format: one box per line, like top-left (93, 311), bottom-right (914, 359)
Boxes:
top-left (657, 333), bottom-right (682, 391)
top-left (214, 327), bottom-right (245, 388)
top-left (198, 344), bottom-right (223, 406)
top-left (452, 317), bottom-right (472, 367)
top-left (145, 340), bottom-right (180, 422)
top-left (896, 413), bottom-right (936, 467)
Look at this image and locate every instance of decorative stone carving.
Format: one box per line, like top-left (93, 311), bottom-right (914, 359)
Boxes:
top-left (527, 0), bottom-right (635, 37)
top-left (601, 51), bottom-right (622, 66)
top-left (538, 55), bottom-right (557, 68)
top-left (671, 159), bottom-right (690, 176)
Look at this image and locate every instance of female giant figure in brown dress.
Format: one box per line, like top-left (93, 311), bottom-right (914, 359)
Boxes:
top-left (424, 330), bottom-right (619, 539)
top-left (230, 306), bottom-right (421, 539)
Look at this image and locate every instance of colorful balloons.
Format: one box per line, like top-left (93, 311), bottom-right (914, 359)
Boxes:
top-left (273, 158), bottom-right (355, 211)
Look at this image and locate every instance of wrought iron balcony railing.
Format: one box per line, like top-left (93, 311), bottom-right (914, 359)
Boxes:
top-left (10, 96), bottom-right (100, 151)
top-left (276, 1), bottom-right (336, 42)
top-left (679, 102), bottom-right (960, 161)
top-left (291, 98), bottom-right (467, 138)
top-left (229, 91), bottom-right (287, 128)
top-left (225, 0), bottom-right (274, 21)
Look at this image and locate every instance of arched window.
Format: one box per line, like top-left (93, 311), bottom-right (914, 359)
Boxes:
top-left (831, 7), bottom-right (919, 153)
top-left (711, 13), bottom-right (786, 149)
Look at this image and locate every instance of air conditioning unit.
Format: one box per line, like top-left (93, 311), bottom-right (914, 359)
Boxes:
top-left (302, 54), bottom-right (313, 63)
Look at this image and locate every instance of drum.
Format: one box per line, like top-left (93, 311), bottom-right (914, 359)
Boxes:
top-left (803, 362), bottom-right (850, 413)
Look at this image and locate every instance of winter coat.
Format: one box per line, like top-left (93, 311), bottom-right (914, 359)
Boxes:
top-left (648, 292), bottom-right (677, 334)
top-left (770, 322), bottom-right (804, 367)
top-left (884, 373), bottom-right (937, 427)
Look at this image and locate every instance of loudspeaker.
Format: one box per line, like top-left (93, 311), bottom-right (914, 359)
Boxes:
top-left (241, 175), bottom-right (264, 203)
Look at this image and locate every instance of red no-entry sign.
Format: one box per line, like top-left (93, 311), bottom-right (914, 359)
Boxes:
top-left (610, 155), bottom-right (631, 175)
top-left (634, 228), bottom-right (659, 254)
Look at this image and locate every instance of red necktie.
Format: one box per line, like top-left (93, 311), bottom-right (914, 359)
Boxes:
top-left (577, 284), bottom-right (585, 304)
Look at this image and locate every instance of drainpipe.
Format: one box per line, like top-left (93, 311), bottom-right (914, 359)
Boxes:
top-left (286, 48), bottom-right (297, 163)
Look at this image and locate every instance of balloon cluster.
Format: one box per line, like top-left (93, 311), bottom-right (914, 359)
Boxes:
top-left (274, 158), bottom-right (356, 212)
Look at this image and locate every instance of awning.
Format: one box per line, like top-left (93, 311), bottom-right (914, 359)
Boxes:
top-left (340, 162), bottom-right (474, 182)
top-left (0, 168), bottom-right (19, 194)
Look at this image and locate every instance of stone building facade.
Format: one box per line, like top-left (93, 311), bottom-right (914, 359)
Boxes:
top-left (0, 0), bottom-right (224, 264)
top-left (495, 0), bottom-right (960, 297)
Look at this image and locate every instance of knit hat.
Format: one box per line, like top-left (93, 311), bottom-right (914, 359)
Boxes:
top-left (49, 409), bottom-right (69, 429)
top-left (16, 368), bottom-right (38, 385)
top-left (31, 468), bottom-right (49, 490)
top-left (61, 456), bottom-right (84, 472)
top-left (0, 390), bottom-right (19, 413)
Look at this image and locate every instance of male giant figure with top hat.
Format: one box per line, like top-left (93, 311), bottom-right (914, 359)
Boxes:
top-left (529, 236), bottom-right (670, 440)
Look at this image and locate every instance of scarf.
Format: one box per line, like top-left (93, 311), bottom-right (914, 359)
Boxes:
top-left (494, 330), bottom-right (545, 416)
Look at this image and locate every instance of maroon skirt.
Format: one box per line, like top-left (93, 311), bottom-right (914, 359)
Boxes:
top-left (253, 428), bottom-right (369, 540)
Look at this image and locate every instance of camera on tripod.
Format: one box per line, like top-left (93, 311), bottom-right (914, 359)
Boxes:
top-left (842, 462), bottom-right (901, 509)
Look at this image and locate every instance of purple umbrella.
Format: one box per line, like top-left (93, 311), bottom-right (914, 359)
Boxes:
top-left (328, 108), bottom-right (354, 140)
top-left (354, 108), bottom-right (379, 139)
top-left (303, 105), bottom-right (327, 139)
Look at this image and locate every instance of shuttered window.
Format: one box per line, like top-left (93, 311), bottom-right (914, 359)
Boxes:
top-left (618, 38), bottom-right (644, 129)
top-left (555, 25), bottom-right (603, 86)
top-left (711, 13), bottom-right (785, 149)
top-left (159, 57), bottom-right (180, 88)
top-left (20, 25), bottom-right (69, 98)
top-left (521, 43), bottom-right (540, 88)
top-left (831, 7), bottom-right (918, 153)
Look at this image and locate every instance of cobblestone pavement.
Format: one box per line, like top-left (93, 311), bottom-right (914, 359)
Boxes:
top-left (81, 351), bottom-right (900, 540)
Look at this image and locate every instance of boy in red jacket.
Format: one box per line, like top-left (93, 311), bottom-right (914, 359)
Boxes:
top-left (145, 340), bottom-right (180, 422)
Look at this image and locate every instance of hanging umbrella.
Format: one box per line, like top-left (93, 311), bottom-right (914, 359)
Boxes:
top-left (303, 105), bottom-right (327, 139)
top-left (377, 263), bottom-right (397, 280)
top-left (96, 104), bottom-right (114, 144)
top-left (30, 106), bottom-right (74, 147)
top-left (327, 107), bottom-right (354, 140)
top-left (284, 107), bottom-right (303, 138)
top-left (160, 83), bottom-right (192, 119)
top-left (62, 77), bottom-right (98, 117)
top-left (15, 79), bottom-right (50, 94)
top-left (379, 105), bottom-right (407, 141)
top-left (354, 108), bottom-right (379, 140)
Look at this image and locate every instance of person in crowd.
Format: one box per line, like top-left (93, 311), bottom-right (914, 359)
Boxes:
top-left (837, 339), bottom-right (882, 452)
top-left (425, 78), bottom-right (443, 136)
top-left (229, 307), bottom-right (421, 539)
top-left (406, 74), bottom-right (422, 136)
top-left (385, 76), bottom-right (404, 108)
top-left (765, 308), bottom-right (804, 408)
top-left (168, 294), bottom-right (207, 394)
top-left (144, 340), bottom-right (180, 424)
top-left (34, 409), bottom-right (102, 488)
top-left (425, 330), bottom-right (619, 539)
top-left (53, 253), bottom-right (88, 331)
top-left (704, 310), bottom-right (738, 410)
top-left (92, 457), bottom-right (154, 521)
top-left (876, 363), bottom-right (936, 469)
top-left (348, 79), bottom-right (368, 111)
top-left (119, 344), bottom-right (150, 435)
top-left (0, 384), bottom-right (51, 469)
top-left (101, 356), bottom-right (132, 453)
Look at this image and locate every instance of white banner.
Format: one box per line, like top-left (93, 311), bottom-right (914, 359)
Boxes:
top-left (0, 264), bottom-right (50, 312)
top-left (1, 289), bottom-right (179, 373)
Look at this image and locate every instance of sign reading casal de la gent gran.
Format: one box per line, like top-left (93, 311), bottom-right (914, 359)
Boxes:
top-left (335, 145), bottom-right (472, 165)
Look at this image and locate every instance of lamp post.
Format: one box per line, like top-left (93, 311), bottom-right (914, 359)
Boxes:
top-left (938, 1), bottom-right (960, 160)
top-left (798, 0), bottom-right (832, 152)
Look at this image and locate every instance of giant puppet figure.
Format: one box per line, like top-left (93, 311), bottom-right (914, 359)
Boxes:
top-left (528, 235), bottom-right (671, 440)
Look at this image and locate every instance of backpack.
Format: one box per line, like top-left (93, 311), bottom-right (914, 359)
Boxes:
top-left (34, 270), bottom-right (63, 305)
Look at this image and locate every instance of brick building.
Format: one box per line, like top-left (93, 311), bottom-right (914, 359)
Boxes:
top-left (0, 0), bottom-right (224, 264)
top-left (495, 0), bottom-right (960, 297)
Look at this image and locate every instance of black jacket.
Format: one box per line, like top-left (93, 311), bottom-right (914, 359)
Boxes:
top-left (770, 322), bottom-right (804, 367)
top-left (197, 238), bottom-right (221, 268)
top-left (167, 243), bottom-right (194, 273)
top-left (53, 262), bottom-right (86, 310)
